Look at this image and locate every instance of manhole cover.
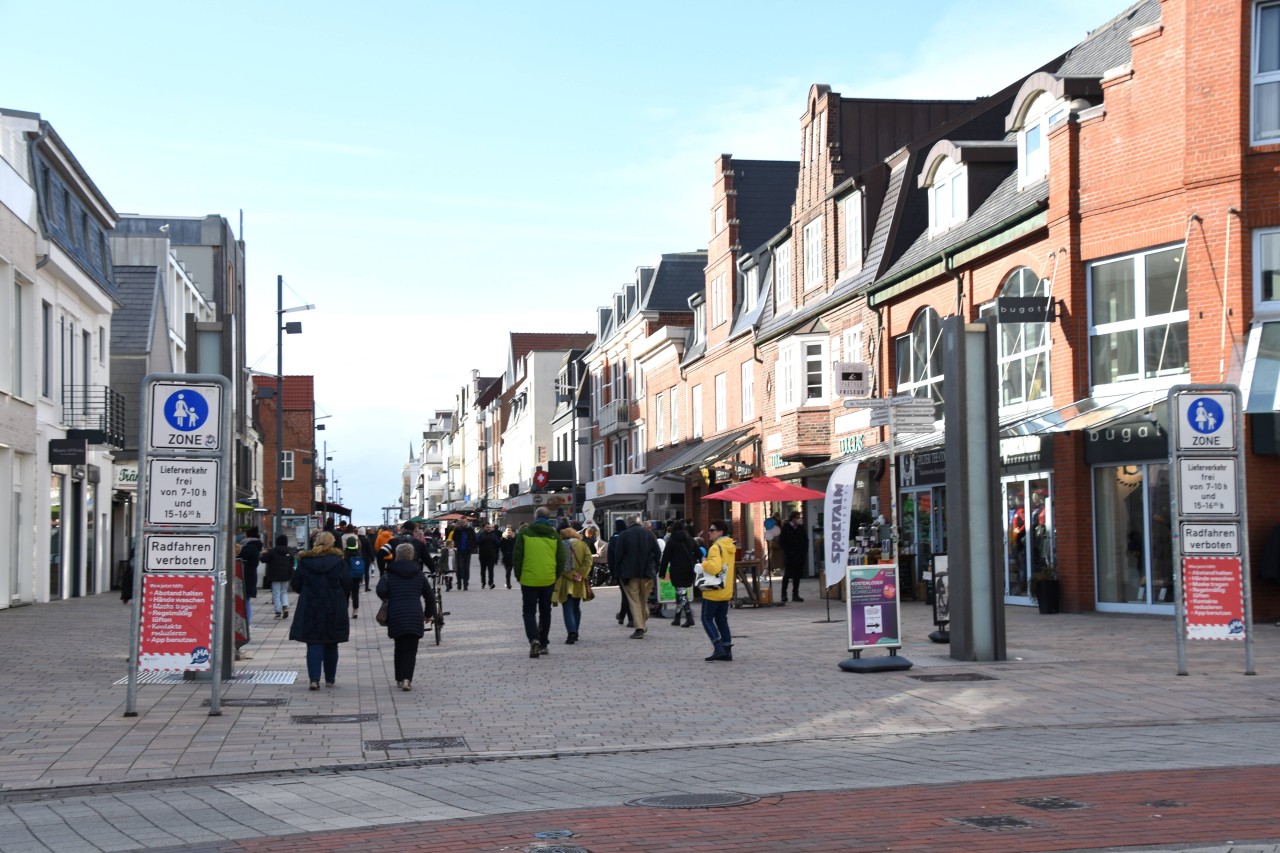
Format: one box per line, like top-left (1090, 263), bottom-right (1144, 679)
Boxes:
top-left (292, 714), bottom-right (378, 724)
top-left (909, 672), bottom-right (997, 682)
top-left (1012, 796), bottom-right (1087, 811)
top-left (201, 698), bottom-right (287, 707)
top-left (527, 846), bottom-right (587, 853)
top-left (627, 792), bottom-right (759, 809)
top-left (365, 736), bottom-right (466, 750)
top-left (1142, 799), bottom-right (1186, 808)
top-left (955, 815), bottom-right (1035, 829)
top-left (533, 830), bottom-right (575, 839)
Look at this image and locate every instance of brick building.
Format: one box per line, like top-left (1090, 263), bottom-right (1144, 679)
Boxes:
top-left (252, 374), bottom-right (318, 544)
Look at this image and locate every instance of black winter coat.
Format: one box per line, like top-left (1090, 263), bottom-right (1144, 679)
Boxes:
top-left (477, 531), bottom-right (501, 563)
top-left (289, 548), bottom-right (351, 645)
top-left (614, 524), bottom-right (661, 581)
top-left (376, 559), bottom-right (431, 639)
top-left (261, 545), bottom-right (296, 584)
top-left (240, 537), bottom-right (263, 597)
top-left (659, 529), bottom-right (700, 588)
top-left (499, 535), bottom-right (515, 568)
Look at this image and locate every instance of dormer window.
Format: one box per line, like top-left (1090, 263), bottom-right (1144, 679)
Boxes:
top-left (1017, 93), bottom-right (1064, 186)
top-left (928, 158), bottom-right (967, 235)
top-left (840, 191), bottom-right (863, 275)
top-left (743, 266), bottom-right (758, 312)
top-left (773, 238), bottom-right (793, 314)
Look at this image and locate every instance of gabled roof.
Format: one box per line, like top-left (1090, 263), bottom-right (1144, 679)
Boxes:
top-left (643, 252), bottom-right (709, 312)
top-left (475, 376), bottom-right (503, 408)
top-left (729, 160), bottom-right (800, 254)
top-left (252, 374), bottom-right (315, 411)
top-left (510, 333), bottom-right (596, 363)
top-left (1058, 0), bottom-right (1160, 76)
top-left (110, 265), bottom-right (163, 354)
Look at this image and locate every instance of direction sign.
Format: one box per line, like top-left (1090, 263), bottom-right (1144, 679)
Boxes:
top-left (144, 534), bottom-right (218, 572)
top-left (869, 411), bottom-right (936, 428)
top-left (146, 459), bottom-right (220, 525)
top-left (1180, 522), bottom-right (1240, 557)
top-left (149, 382), bottom-right (223, 452)
top-left (845, 398), bottom-right (891, 410)
top-left (896, 401), bottom-right (936, 417)
top-left (1177, 458), bottom-right (1237, 515)
top-left (1174, 391), bottom-right (1235, 452)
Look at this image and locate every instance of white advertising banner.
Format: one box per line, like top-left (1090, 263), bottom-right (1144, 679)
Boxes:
top-left (824, 459), bottom-right (860, 588)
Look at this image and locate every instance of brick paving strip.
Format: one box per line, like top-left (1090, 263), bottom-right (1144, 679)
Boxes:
top-left (150, 765), bottom-right (1280, 853)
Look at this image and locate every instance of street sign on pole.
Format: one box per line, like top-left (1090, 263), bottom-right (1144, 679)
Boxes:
top-left (149, 382), bottom-right (223, 452)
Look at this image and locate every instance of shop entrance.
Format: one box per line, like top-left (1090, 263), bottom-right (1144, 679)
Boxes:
top-left (900, 485), bottom-right (946, 597)
top-left (1093, 463), bottom-right (1175, 613)
top-left (1002, 474), bottom-right (1052, 602)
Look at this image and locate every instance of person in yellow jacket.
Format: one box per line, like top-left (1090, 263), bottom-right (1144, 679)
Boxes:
top-left (700, 518), bottom-right (736, 661)
top-left (552, 526), bottom-right (595, 645)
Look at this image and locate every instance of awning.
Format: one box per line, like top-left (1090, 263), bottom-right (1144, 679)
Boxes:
top-left (1000, 390), bottom-right (1166, 437)
top-left (314, 500), bottom-right (352, 516)
top-left (234, 502), bottom-right (255, 512)
top-left (642, 426), bottom-right (755, 482)
top-left (1241, 321), bottom-right (1280, 412)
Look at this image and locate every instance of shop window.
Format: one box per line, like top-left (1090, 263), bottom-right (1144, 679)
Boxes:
top-left (986, 267), bottom-right (1052, 409)
top-left (1088, 245), bottom-right (1189, 392)
top-left (1254, 0), bottom-right (1280, 144)
top-left (1093, 463), bottom-right (1175, 611)
top-left (1003, 476), bottom-right (1052, 600)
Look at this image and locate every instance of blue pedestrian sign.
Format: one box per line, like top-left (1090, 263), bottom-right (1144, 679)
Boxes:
top-left (149, 382), bottom-right (223, 451)
top-left (1175, 391), bottom-right (1236, 451)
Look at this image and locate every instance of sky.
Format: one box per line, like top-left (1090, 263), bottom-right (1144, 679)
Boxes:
top-left (3, 0), bottom-right (1128, 521)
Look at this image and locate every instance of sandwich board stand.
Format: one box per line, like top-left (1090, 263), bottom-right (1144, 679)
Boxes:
top-left (126, 374), bottom-right (232, 717)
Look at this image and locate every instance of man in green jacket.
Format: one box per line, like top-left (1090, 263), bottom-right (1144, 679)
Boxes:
top-left (514, 507), bottom-right (568, 658)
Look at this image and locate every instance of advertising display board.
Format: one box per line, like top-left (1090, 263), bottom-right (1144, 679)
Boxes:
top-left (846, 565), bottom-right (902, 650)
top-left (139, 574), bottom-right (216, 671)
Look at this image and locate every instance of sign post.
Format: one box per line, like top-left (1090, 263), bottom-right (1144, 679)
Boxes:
top-left (1168, 385), bottom-right (1254, 676)
top-left (126, 374), bottom-right (232, 716)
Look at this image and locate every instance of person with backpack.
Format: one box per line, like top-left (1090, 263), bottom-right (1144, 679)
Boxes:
top-left (261, 535), bottom-right (296, 618)
top-left (341, 526), bottom-right (366, 619)
top-left (378, 521), bottom-right (437, 609)
top-left (358, 527), bottom-right (376, 591)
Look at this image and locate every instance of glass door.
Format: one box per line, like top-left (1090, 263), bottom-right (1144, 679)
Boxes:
top-left (1003, 474), bottom-right (1052, 603)
top-left (1094, 463), bottom-right (1174, 612)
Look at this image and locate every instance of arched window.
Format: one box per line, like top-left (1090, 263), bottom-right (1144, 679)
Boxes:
top-left (995, 267), bottom-right (1052, 408)
top-left (894, 307), bottom-right (944, 419)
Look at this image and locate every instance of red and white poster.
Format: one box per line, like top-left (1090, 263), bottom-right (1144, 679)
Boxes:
top-left (140, 574), bottom-right (216, 670)
top-left (1182, 556), bottom-right (1246, 641)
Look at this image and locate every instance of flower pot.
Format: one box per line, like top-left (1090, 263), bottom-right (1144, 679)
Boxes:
top-left (1035, 578), bottom-right (1060, 614)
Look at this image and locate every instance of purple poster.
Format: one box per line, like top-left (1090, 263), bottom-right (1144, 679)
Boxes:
top-left (847, 565), bottom-right (902, 650)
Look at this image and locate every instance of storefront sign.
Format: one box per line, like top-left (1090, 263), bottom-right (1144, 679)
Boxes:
top-left (139, 573), bottom-right (216, 671)
top-left (899, 448), bottom-right (945, 488)
top-left (996, 296), bottom-right (1055, 324)
top-left (1084, 419), bottom-right (1167, 465)
top-left (49, 438), bottom-right (86, 466)
top-left (114, 464), bottom-right (139, 490)
top-left (1182, 556), bottom-right (1246, 640)
top-left (846, 565), bottom-right (902, 650)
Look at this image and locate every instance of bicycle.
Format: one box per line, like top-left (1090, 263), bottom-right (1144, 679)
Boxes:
top-left (429, 559), bottom-right (448, 645)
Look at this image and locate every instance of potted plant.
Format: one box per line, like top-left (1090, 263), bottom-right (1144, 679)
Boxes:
top-left (1030, 563), bottom-right (1060, 614)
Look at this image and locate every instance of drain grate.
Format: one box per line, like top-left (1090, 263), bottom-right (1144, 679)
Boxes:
top-left (365, 736), bottom-right (466, 750)
top-left (627, 792), bottom-right (759, 809)
top-left (1142, 799), bottom-right (1187, 808)
top-left (527, 846), bottom-right (587, 853)
top-left (201, 698), bottom-right (288, 708)
top-left (533, 830), bottom-right (575, 839)
top-left (115, 670), bottom-right (298, 686)
top-left (909, 672), bottom-right (997, 682)
top-left (955, 815), bottom-right (1035, 830)
top-left (1012, 796), bottom-right (1087, 811)
top-left (292, 713), bottom-right (378, 724)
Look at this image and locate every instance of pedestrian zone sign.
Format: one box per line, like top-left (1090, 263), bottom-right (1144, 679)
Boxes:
top-left (1174, 391), bottom-right (1235, 451)
top-left (149, 382), bottom-right (222, 452)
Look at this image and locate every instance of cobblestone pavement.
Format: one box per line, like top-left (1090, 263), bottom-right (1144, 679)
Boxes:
top-left (0, 581), bottom-right (1276, 851)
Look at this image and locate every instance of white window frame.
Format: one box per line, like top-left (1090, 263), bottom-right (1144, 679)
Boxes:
top-left (691, 384), bottom-right (703, 439)
top-left (711, 271), bottom-right (729, 327)
top-left (841, 193), bottom-right (863, 275)
top-left (693, 301), bottom-right (706, 344)
top-left (1018, 93), bottom-right (1059, 187)
top-left (634, 423), bottom-right (646, 470)
top-left (774, 239), bottom-right (793, 314)
top-left (776, 346), bottom-right (796, 415)
top-left (655, 390), bottom-right (666, 448)
top-left (714, 204), bottom-right (726, 234)
top-left (843, 325), bottom-right (863, 365)
top-left (776, 336), bottom-right (829, 414)
top-left (714, 372), bottom-right (727, 432)
top-left (281, 451), bottom-right (295, 481)
top-left (670, 386), bottom-right (681, 443)
top-left (743, 266), bottom-right (759, 312)
top-left (928, 160), bottom-right (968, 235)
top-left (741, 360), bottom-right (755, 421)
top-left (983, 268), bottom-right (1053, 412)
top-left (803, 216), bottom-right (824, 291)
top-left (592, 443), bottom-right (604, 480)
top-left (1087, 245), bottom-right (1191, 395)
top-left (895, 309), bottom-right (945, 420)
top-left (1254, 0), bottom-right (1280, 145)
top-left (1253, 227), bottom-right (1280, 316)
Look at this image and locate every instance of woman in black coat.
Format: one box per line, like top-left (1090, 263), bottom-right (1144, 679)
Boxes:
top-left (376, 542), bottom-right (432, 691)
top-left (659, 522), bottom-right (700, 628)
top-left (261, 535), bottom-right (296, 618)
top-left (289, 531), bottom-right (351, 690)
top-left (499, 526), bottom-right (516, 589)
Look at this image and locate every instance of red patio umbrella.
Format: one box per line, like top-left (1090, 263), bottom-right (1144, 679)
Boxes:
top-left (701, 475), bottom-right (825, 503)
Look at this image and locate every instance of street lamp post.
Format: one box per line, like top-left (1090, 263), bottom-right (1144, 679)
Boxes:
top-left (275, 274), bottom-right (314, 542)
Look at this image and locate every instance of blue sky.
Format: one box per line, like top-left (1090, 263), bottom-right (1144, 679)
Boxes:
top-left (4, 0), bottom-right (1126, 520)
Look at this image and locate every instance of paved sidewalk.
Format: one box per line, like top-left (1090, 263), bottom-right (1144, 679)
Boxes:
top-left (0, 582), bottom-right (1275, 851)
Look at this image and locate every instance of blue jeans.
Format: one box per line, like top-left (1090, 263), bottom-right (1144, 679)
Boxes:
top-left (562, 597), bottom-right (581, 634)
top-left (271, 581), bottom-right (289, 613)
top-left (305, 643), bottom-right (339, 684)
top-left (700, 599), bottom-right (731, 652)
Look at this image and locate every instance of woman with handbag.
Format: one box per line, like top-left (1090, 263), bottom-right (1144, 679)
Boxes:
top-left (289, 531), bottom-right (351, 690)
top-left (659, 521), bottom-right (698, 628)
top-left (699, 519), bottom-right (737, 662)
top-left (376, 542), bottom-right (432, 691)
top-left (552, 526), bottom-right (594, 644)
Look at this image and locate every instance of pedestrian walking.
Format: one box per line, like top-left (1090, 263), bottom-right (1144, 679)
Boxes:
top-left (376, 542), bottom-right (432, 691)
top-left (778, 511), bottom-right (808, 603)
top-left (607, 519), bottom-right (632, 627)
top-left (359, 527), bottom-right (376, 591)
top-left (614, 515), bottom-right (661, 639)
top-left (289, 531), bottom-right (351, 690)
top-left (700, 519), bottom-right (736, 661)
top-left (552, 525), bottom-right (594, 644)
top-left (659, 520), bottom-right (698, 628)
top-left (499, 525), bottom-right (516, 588)
top-left (341, 527), bottom-right (366, 619)
top-left (451, 518), bottom-right (476, 590)
top-left (261, 534), bottom-right (296, 618)
top-left (514, 507), bottom-right (568, 658)
top-left (476, 522), bottom-right (501, 589)
top-left (239, 527), bottom-right (263, 599)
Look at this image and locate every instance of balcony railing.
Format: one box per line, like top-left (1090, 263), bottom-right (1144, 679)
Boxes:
top-left (62, 384), bottom-right (126, 449)
top-left (598, 399), bottom-right (632, 437)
